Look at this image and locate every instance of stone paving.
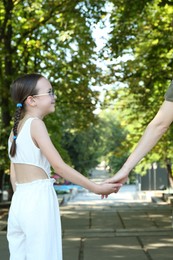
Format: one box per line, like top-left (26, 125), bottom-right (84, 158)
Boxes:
top-left (0, 206), bottom-right (9, 260)
top-left (61, 189), bottom-right (173, 260)
top-left (0, 168), bottom-right (173, 259)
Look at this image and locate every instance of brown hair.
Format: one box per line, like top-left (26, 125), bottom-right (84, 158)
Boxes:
top-left (10, 73), bottom-right (44, 157)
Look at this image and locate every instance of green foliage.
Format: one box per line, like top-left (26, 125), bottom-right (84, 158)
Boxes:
top-left (1, 0), bottom-right (172, 188)
top-left (108, 0), bottom-right (173, 105)
top-left (101, 0), bottom-right (173, 174)
top-left (0, 0), bottom-right (106, 186)
top-left (61, 122), bottom-right (101, 175)
top-left (60, 109), bottom-right (128, 176)
top-left (98, 109), bottom-right (129, 173)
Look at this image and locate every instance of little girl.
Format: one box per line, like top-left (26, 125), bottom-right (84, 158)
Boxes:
top-left (7, 73), bottom-right (121, 260)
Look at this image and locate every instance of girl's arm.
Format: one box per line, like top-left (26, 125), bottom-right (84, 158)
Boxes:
top-left (10, 162), bottom-right (16, 192)
top-left (31, 119), bottom-right (121, 195)
top-left (107, 100), bottom-right (173, 184)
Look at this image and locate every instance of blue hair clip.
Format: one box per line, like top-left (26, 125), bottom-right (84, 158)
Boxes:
top-left (13, 136), bottom-right (17, 140)
top-left (17, 103), bottom-right (22, 108)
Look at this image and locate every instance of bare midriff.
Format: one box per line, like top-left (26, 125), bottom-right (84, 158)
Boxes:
top-left (14, 164), bottom-right (49, 183)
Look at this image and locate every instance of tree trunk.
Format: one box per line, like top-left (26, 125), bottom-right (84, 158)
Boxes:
top-left (165, 158), bottom-right (173, 188)
top-left (0, 0), bottom-right (14, 193)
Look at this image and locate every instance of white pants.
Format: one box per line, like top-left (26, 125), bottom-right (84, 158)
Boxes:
top-left (7, 179), bottom-right (62, 260)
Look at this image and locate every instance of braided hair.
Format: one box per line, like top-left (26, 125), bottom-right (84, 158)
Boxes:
top-left (10, 73), bottom-right (44, 157)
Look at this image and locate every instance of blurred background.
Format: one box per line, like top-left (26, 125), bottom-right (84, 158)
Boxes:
top-left (0, 0), bottom-right (173, 202)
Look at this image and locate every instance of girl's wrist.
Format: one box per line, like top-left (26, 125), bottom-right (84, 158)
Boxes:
top-left (91, 183), bottom-right (100, 194)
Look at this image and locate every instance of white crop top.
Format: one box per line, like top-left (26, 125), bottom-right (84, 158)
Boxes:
top-left (8, 117), bottom-right (51, 177)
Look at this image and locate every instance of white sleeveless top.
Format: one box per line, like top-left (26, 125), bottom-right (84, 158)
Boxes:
top-left (8, 117), bottom-right (51, 177)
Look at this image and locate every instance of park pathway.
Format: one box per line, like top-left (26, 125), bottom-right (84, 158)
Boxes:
top-left (0, 166), bottom-right (173, 259)
top-left (61, 166), bottom-right (173, 260)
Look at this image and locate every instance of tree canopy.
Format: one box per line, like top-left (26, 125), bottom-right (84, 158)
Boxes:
top-left (0, 0), bottom-right (106, 188)
top-left (102, 0), bottom-right (173, 177)
top-left (1, 0), bottom-right (173, 191)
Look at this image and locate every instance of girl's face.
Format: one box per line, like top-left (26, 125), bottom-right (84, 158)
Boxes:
top-left (33, 77), bottom-right (56, 117)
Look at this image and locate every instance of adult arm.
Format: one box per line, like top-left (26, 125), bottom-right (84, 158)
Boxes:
top-left (108, 100), bottom-right (173, 183)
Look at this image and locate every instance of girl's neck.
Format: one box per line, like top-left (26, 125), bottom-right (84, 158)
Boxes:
top-left (23, 113), bottom-right (43, 120)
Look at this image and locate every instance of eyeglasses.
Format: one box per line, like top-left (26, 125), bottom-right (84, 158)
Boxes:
top-left (33, 89), bottom-right (55, 97)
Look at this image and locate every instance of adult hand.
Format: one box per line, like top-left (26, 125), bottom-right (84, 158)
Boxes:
top-left (105, 167), bottom-right (129, 185)
top-left (100, 168), bottom-right (129, 199)
top-left (96, 182), bottom-right (122, 197)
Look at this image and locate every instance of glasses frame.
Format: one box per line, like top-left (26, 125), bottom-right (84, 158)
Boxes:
top-left (33, 89), bottom-right (55, 97)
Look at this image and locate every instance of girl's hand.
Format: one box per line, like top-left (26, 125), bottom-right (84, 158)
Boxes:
top-left (95, 182), bottom-right (122, 197)
top-left (100, 168), bottom-right (129, 199)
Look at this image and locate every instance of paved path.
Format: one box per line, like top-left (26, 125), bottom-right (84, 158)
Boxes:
top-left (61, 190), bottom-right (173, 260)
top-left (61, 168), bottom-right (173, 260)
top-left (1, 167), bottom-right (173, 259)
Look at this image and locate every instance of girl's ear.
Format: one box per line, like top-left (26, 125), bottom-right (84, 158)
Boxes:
top-left (25, 96), bottom-right (36, 107)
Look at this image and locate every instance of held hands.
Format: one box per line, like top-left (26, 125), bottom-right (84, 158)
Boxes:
top-left (95, 182), bottom-right (122, 197)
top-left (93, 167), bottom-right (129, 199)
top-left (105, 167), bottom-right (129, 185)
top-left (100, 168), bottom-right (129, 199)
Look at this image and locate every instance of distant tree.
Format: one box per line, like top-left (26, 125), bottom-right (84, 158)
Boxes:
top-left (0, 0), bottom-right (106, 190)
top-left (98, 109), bottom-right (129, 174)
top-left (100, 0), bottom-right (173, 183)
top-left (61, 108), bottom-right (129, 178)
top-left (61, 122), bottom-right (101, 175)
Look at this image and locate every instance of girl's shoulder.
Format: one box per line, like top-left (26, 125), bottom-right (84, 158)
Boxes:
top-left (30, 117), bottom-right (46, 128)
top-left (31, 118), bottom-right (49, 136)
top-left (31, 118), bottom-right (51, 148)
